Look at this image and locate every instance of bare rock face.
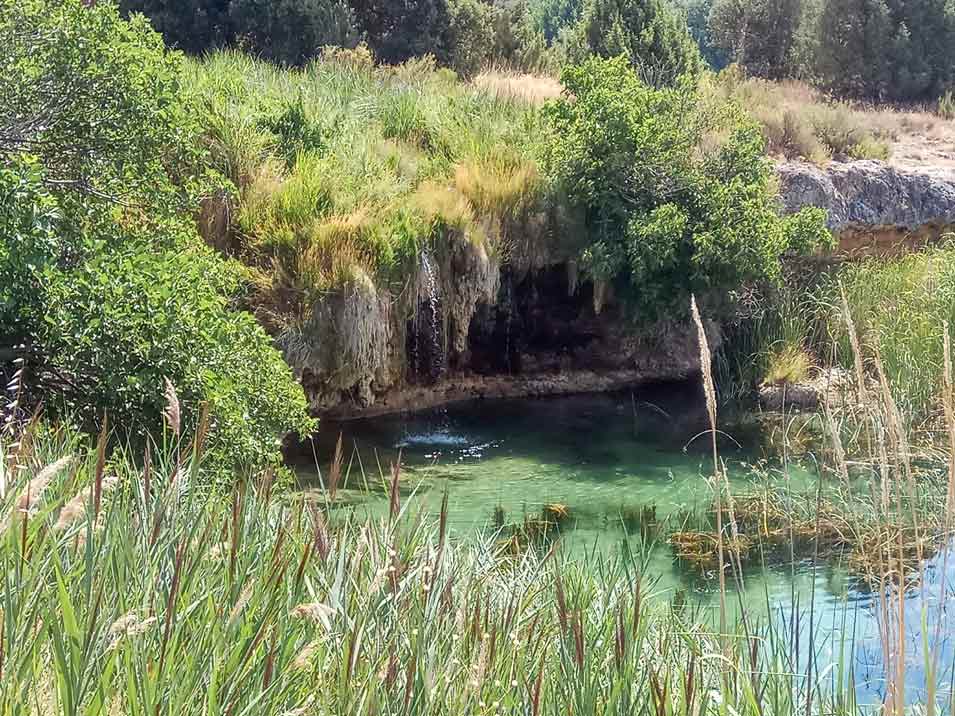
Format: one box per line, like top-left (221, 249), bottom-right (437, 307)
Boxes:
top-left (777, 160), bottom-right (955, 234)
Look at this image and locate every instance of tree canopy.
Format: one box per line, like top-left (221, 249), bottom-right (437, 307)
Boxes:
top-left (0, 0), bottom-right (315, 470)
top-left (541, 56), bottom-right (831, 316)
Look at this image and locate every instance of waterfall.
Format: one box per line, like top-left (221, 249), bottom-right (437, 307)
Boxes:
top-left (413, 251), bottom-right (445, 382)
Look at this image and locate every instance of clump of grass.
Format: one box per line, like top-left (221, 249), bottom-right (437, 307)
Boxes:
top-left (188, 50), bottom-right (545, 325)
top-left (937, 90), bottom-right (955, 120)
top-left (705, 71), bottom-right (892, 163)
top-left (825, 244), bottom-right (955, 417)
top-left (762, 344), bottom-right (813, 386)
top-left (472, 69), bottom-right (564, 106)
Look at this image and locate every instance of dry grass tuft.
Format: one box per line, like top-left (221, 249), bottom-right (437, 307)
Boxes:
top-left (473, 70), bottom-right (563, 105)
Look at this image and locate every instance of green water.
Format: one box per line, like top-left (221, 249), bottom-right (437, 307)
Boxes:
top-left (291, 384), bottom-right (823, 596)
top-left (289, 384), bottom-right (955, 704)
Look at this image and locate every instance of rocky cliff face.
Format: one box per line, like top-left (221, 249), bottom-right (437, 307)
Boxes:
top-left (777, 160), bottom-right (955, 253)
top-left (291, 158), bottom-right (955, 418)
top-left (290, 238), bottom-right (720, 418)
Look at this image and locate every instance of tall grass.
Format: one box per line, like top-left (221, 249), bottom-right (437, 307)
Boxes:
top-left (702, 71), bottom-right (892, 163)
top-left (719, 244), bottom-right (955, 421)
top-left (186, 50), bottom-right (545, 322)
top-left (0, 420), bottom-right (869, 715)
top-left (825, 244), bottom-right (955, 419)
top-left (5, 323), bottom-right (955, 714)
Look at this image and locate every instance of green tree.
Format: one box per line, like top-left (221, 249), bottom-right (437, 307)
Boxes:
top-left (0, 0), bottom-right (315, 469)
top-left (228, 0), bottom-right (356, 64)
top-left (565, 0), bottom-right (702, 86)
top-left (540, 56), bottom-right (831, 317)
top-left (672, 0), bottom-right (728, 69)
top-left (526, 0), bottom-right (583, 41)
top-left (121, 0), bottom-right (356, 65)
top-left (707, 0), bottom-right (804, 78)
top-left (446, 0), bottom-right (497, 77)
top-left (349, 0), bottom-right (453, 64)
top-left (118, 0), bottom-right (232, 54)
top-left (815, 0), bottom-right (891, 98)
top-left (881, 0), bottom-right (955, 100)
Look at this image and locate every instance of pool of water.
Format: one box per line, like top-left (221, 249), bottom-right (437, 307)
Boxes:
top-left (289, 384), bottom-right (955, 705)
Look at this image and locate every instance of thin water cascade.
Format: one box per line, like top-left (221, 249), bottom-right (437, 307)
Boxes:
top-left (412, 251), bottom-right (445, 382)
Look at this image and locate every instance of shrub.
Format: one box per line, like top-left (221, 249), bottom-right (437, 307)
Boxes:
top-left (1, 0), bottom-right (316, 470)
top-left (41, 241), bottom-right (315, 468)
top-left (540, 56), bottom-right (832, 318)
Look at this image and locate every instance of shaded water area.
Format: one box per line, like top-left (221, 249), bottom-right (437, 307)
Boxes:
top-left (289, 383), bottom-right (955, 706)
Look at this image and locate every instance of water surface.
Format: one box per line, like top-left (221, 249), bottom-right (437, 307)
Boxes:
top-left (290, 384), bottom-right (955, 705)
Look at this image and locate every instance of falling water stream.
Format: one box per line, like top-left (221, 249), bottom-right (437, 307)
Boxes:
top-left (414, 251), bottom-right (444, 380)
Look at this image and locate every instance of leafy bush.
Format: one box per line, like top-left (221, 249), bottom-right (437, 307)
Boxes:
top-left (541, 56), bottom-right (832, 318)
top-left (1, 0), bottom-right (315, 469)
top-left (40, 239), bottom-right (314, 469)
top-left (562, 0), bottom-right (702, 86)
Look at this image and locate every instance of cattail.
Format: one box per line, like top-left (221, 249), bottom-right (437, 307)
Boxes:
top-left (107, 612), bottom-right (157, 650)
top-left (290, 601), bottom-right (336, 628)
top-left (227, 584), bottom-right (253, 627)
top-left (327, 433), bottom-right (343, 501)
top-left (207, 541), bottom-right (229, 561)
top-left (839, 282), bottom-right (866, 399)
top-left (282, 696), bottom-right (315, 715)
top-left (56, 474), bottom-right (120, 532)
top-left (690, 296), bottom-right (727, 647)
top-left (823, 397), bottom-right (850, 484)
top-left (389, 459), bottom-right (402, 521)
top-left (690, 296), bottom-right (717, 431)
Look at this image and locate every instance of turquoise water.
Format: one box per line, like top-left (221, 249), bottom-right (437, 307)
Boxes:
top-left (289, 384), bottom-right (955, 705)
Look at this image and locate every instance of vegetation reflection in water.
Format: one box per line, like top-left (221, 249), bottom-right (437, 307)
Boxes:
top-left (292, 384), bottom-right (955, 706)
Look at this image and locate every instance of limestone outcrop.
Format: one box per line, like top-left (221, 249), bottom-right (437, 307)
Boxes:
top-left (777, 160), bottom-right (955, 249)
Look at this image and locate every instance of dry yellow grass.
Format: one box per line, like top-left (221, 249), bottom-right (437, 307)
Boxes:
top-left (472, 69), bottom-right (563, 106)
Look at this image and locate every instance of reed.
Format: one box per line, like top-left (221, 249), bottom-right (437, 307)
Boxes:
top-left (0, 418), bottom-right (932, 715)
top-left (4, 290), bottom-right (955, 713)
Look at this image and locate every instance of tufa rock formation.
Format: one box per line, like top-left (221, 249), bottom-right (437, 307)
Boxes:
top-left (777, 160), bottom-right (955, 253)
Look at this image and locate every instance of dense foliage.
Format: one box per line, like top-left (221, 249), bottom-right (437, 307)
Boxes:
top-left (541, 56), bottom-right (830, 317)
top-left (707, 0), bottom-right (805, 79)
top-left (562, 0), bottom-right (702, 85)
top-left (0, 0), bottom-right (314, 469)
top-left (706, 0), bottom-right (955, 101)
top-left (120, 0), bottom-right (355, 64)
